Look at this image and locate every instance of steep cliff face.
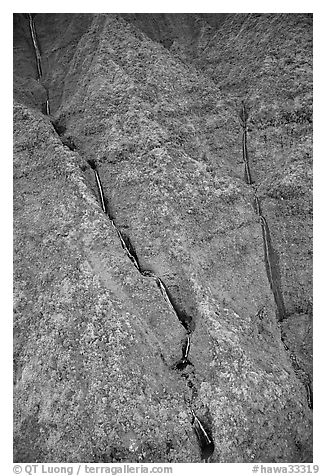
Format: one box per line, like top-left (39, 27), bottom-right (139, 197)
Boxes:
top-left (124, 12), bottom-right (313, 320)
top-left (13, 13), bottom-right (312, 463)
top-left (192, 12), bottom-right (313, 391)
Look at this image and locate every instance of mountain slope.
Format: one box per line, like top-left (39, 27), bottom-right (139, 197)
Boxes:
top-left (13, 13), bottom-right (313, 463)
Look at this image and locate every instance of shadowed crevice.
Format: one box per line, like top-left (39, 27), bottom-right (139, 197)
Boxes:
top-left (52, 120), bottom-right (66, 136)
top-left (52, 120), bottom-right (77, 151)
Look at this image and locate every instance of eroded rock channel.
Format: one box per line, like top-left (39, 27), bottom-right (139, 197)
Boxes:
top-left (88, 158), bottom-right (214, 460)
top-left (13, 13), bottom-right (312, 463)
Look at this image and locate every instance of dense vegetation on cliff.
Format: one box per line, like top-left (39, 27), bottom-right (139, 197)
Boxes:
top-left (13, 13), bottom-right (312, 463)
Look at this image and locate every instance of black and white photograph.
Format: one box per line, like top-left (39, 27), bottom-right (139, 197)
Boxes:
top-left (11, 4), bottom-right (317, 472)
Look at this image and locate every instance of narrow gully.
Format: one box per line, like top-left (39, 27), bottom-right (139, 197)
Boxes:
top-left (88, 158), bottom-right (215, 460)
top-left (240, 101), bottom-right (312, 411)
top-left (240, 102), bottom-right (285, 322)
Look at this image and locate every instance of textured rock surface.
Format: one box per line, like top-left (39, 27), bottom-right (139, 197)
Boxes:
top-left (13, 13), bottom-right (312, 463)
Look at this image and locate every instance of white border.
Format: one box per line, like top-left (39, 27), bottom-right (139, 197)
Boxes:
top-left (4, 3), bottom-right (324, 473)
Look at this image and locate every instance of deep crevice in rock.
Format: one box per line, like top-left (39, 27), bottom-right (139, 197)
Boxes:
top-left (52, 121), bottom-right (76, 151)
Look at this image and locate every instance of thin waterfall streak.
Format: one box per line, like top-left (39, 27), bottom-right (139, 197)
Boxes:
top-left (94, 170), bottom-right (107, 213)
top-left (129, 254), bottom-right (140, 271)
top-left (28, 14), bottom-right (42, 79)
top-left (116, 228), bottom-right (127, 250)
top-left (191, 409), bottom-right (214, 461)
top-left (244, 162), bottom-right (252, 185)
top-left (244, 135), bottom-right (248, 160)
top-left (115, 227), bottom-right (124, 245)
top-left (242, 131), bottom-right (253, 184)
top-left (193, 416), bottom-right (212, 445)
top-left (242, 132), bottom-right (247, 161)
top-left (155, 277), bottom-right (176, 314)
top-left (260, 216), bottom-right (275, 285)
top-left (184, 335), bottom-right (191, 359)
top-left (260, 217), bottom-right (273, 279)
top-left (45, 98), bottom-right (50, 115)
top-left (115, 228), bottom-right (140, 271)
top-left (260, 216), bottom-right (269, 250)
top-left (28, 15), bottom-right (39, 56)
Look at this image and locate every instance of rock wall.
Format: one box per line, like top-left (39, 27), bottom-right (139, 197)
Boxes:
top-left (13, 13), bottom-right (313, 463)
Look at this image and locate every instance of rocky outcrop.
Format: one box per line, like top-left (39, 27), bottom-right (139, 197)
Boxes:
top-left (13, 13), bottom-right (312, 463)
